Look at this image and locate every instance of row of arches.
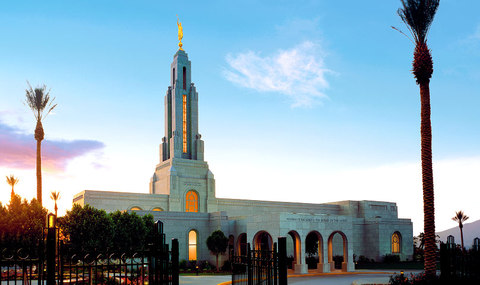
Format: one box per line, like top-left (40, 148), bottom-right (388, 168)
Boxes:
top-left (233, 230), bottom-right (349, 272)
top-left (232, 230), bottom-right (403, 272)
top-left (180, 228), bottom-right (403, 273)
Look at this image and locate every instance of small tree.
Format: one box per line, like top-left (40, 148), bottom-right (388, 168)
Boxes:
top-left (6, 175), bottom-right (19, 199)
top-left (50, 191), bottom-right (61, 217)
top-left (452, 211), bottom-right (469, 252)
top-left (206, 230), bottom-right (228, 272)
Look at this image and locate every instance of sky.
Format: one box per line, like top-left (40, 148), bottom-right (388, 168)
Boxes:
top-left (0, 0), bottom-right (479, 236)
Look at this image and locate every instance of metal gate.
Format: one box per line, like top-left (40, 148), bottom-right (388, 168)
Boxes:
top-left (232, 237), bottom-right (287, 285)
top-left (0, 218), bottom-right (179, 285)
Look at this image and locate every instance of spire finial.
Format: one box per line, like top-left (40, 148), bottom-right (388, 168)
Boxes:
top-left (176, 15), bottom-right (184, 51)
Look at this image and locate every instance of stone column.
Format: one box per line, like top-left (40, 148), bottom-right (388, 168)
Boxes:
top-left (294, 237), bottom-right (308, 274)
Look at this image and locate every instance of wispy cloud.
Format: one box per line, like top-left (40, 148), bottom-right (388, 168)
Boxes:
top-left (224, 41), bottom-right (333, 107)
top-left (0, 121), bottom-right (104, 171)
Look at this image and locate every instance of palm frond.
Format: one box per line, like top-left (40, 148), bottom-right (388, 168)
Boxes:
top-left (50, 191), bottom-right (61, 201)
top-left (6, 175), bottom-right (19, 186)
top-left (24, 81), bottom-right (56, 121)
top-left (452, 211), bottom-right (469, 223)
top-left (397, 0), bottom-right (440, 44)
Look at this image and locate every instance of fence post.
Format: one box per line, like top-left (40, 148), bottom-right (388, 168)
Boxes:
top-left (46, 214), bottom-right (57, 285)
top-left (278, 237), bottom-right (287, 285)
top-left (172, 239), bottom-right (179, 285)
top-left (247, 243), bottom-right (253, 285)
top-left (273, 242), bottom-right (278, 285)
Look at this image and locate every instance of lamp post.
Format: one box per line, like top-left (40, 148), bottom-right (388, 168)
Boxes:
top-left (46, 213), bottom-right (56, 285)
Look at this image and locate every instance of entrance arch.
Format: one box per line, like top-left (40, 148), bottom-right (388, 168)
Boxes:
top-left (327, 231), bottom-right (348, 272)
top-left (253, 231), bottom-right (273, 251)
top-left (236, 233), bottom-right (247, 256)
top-left (288, 231), bottom-right (302, 268)
top-left (306, 231), bottom-right (325, 272)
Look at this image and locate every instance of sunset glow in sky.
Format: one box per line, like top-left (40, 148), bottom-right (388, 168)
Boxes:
top-left (1, 0), bottom-right (479, 235)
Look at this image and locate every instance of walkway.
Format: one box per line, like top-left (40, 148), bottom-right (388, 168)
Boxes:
top-left (180, 269), bottom-right (422, 285)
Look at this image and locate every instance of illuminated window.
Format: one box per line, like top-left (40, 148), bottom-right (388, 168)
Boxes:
top-left (152, 207), bottom-right (163, 211)
top-left (188, 230), bottom-right (197, 261)
top-left (392, 232), bottom-right (401, 253)
top-left (185, 190), bottom-right (198, 212)
top-left (130, 206), bottom-right (142, 211)
top-left (183, 94), bottom-right (187, 153)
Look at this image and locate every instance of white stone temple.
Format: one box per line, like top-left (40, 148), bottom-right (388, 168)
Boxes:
top-left (74, 46), bottom-right (413, 273)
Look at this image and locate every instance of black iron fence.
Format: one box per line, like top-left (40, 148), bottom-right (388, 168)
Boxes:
top-left (1, 218), bottom-right (179, 285)
top-left (440, 236), bottom-right (480, 283)
top-left (232, 237), bottom-right (287, 285)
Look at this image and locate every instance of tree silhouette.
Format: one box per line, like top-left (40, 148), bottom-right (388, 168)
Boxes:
top-left (25, 82), bottom-right (57, 205)
top-left (6, 175), bottom-right (19, 199)
top-left (206, 230), bottom-right (228, 271)
top-left (50, 191), bottom-right (61, 217)
top-left (452, 211), bottom-right (469, 252)
top-left (395, 0), bottom-right (440, 278)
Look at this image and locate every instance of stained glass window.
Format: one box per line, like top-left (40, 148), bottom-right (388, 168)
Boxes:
top-left (185, 190), bottom-right (198, 212)
top-left (183, 94), bottom-right (187, 153)
top-left (392, 232), bottom-right (401, 253)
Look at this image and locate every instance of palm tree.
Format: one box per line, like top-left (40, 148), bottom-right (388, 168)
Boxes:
top-left (50, 191), bottom-right (61, 217)
top-left (395, 0), bottom-right (440, 278)
top-left (6, 174), bottom-right (19, 199)
top-left (452, 211), bottom-right (469, 252)
top-left (25, 82), bottom-right (57, 205)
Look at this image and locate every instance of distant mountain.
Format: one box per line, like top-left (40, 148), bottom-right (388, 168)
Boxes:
top-left (437, 219), bottom-right (480, 248)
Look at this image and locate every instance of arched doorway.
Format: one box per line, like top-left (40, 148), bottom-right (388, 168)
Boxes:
top-left (228, 235), bottom-right (235, 260)
top-left (327, 231), bottom-right (348, 272)
top-left (306, 231), bottom-right (324, 272)
top-left (253, 231), bottom-right (273, 251)
top-left (236, 233), bottom-right (247, 256)
top-left (288, 231), bottom-right (302, 269)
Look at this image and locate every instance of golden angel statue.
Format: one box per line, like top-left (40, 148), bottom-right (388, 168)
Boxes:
top-left (177, 16), bottom-right (183, 50)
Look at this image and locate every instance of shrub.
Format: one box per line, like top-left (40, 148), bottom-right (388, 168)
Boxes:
top-left (221, 260), bottom-right (232, 271)
top-left (389, 272), bottom-right (443, 285)
top-left (383, 254), bottom-right (401, 263)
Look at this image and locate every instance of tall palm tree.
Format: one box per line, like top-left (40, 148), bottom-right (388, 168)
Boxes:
top-left (50, 191), bottom-right (61, 217)
top-left (25, 82), bottom-right (57, 206)
top-left (395, 0), bottom-right (440, 278)
top-left (452, 211), bottom-right (469, 252)
top-left (6, 174), bottom-right (19, 199)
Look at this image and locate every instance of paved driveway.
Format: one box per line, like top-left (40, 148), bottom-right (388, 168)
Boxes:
top-left (289, 273), bottom-right (391, 284)
top-left (180, 274), bottom-right (231, 285)
top-left (179, 270), bottom-right (422, 285)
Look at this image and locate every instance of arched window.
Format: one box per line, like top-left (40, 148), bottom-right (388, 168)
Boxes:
top-left (392, 232), bottom-right (401, 253)
top-left (173, 68), bottom-right (175, 86)
top-left (152, 207), bottom-right (163, 211)
top-left (183, 66), bottom-right (186, 90)
top-left (182, 94), bottom-right (187, 153)
top-left (130, 206), bottom-right (142, 211)
top-left (185, 190), bottom-right (198, 212)
top-left (188, 230), bottom-right (197, 261)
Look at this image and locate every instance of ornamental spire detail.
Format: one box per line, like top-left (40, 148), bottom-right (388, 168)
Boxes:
top-left (176, 15), bottom-right (184, 51)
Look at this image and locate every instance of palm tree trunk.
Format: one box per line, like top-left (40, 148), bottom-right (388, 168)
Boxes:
top-left (420, 82), bottom-right (436, 277)
top-left (460, 225), bottom-right (465, 253)
top-left (36, 138), bottom-right (42, 205)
